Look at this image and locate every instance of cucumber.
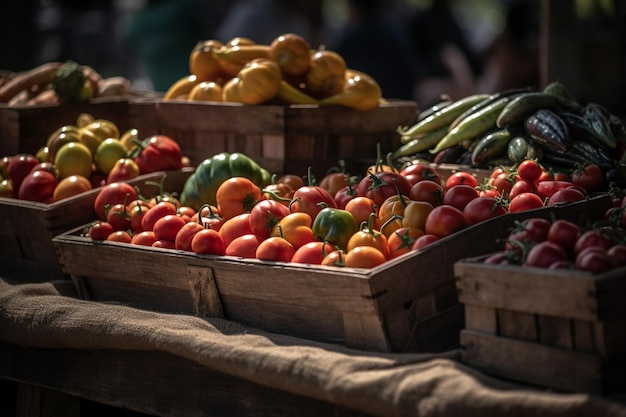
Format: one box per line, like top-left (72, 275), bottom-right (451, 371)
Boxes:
top-left (471, 128), bottom-right (512, 166)
top-left (448, 87), bottom-right (528, 131)
top-left (394, 125), bottom-right (449, 157)
top-left (496, 92), bottom-right (562, 128)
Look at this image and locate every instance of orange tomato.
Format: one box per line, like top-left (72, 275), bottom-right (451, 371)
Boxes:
top-left (387, 227), bottom-right (424, 259)
top-left (344, 246), bottom-right (387, 268)
top-left (216, 177), bottom-right (263, 221)
top-left (106, 230), bottom-right (132, 243)
top-left (344, 196), bottom-right (378, 228)
top-left (52, 174), bottom-right (92, 202)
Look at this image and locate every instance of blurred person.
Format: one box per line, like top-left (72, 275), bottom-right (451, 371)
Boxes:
top-left (331, 0), bottom-right (416, 100)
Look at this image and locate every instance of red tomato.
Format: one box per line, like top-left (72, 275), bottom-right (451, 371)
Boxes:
top-left (508, 179), bottom-right (536, 199)
top-left (152, 239), bottom-right (176, 249)
top-left (131, 231), bottom-right (157, 246)
top-left (141, 201), bottom-right (178, 231)
top-left (442, 184), bottom-right (479, 211)
top-left (547, 219), bottom-right (580, 253)
top-left (489, 171), bottom-right (514, 196)
top-left (255, 236), bottom-right (295, 262)
top-left (128, 201), bottom-right (150, 232)
top-left (505, 218), bottom-right (551, 258)
top-left (7, 153), bottom-right (39, 196)
top-left (191, 228), bottom-right (224, 255)
top-left (409, 180), bottom-right (444, 207)
top-left (216, 177), bottom-right (263, 221)
top-left (290, 185), bottom-right (337, 221)
top-left (387, 227), bottom-right (424, 259)
top-left (344, 196), bottom-right (378, 228)
top-left (356, 171), bottom-right (412, 206)
top-left (291, 241), bottom-right (336, 264)
top-left (318, 172), bottom-right (350, 198)
top-left (94, 182), bottom-right (139, 221)
top-left (524, 240), bottom-right (569, 268)
top-left (571, 163), bottom-right (604, 192)
top-left (547, 187), bottom-right (587, 205)
top-left (17, 170), bottom-right (58, 202)
top-left (192, 204), bottom-right (223, 231)
top-left (444, 171), bottom-right (479, 189)
top-left (605, 206), bottom-right (626, 228)
top-left (535, 180), bottom-right (577, 199)
top-left (508, 192), bottom-right (545, 213)
top-left (483, 251), bottom-right (511, 265)
top-left (107, 230), bottom-right (132, 243)
top-left (399, 162), bottom-right (442, 186)
top-left (249, 199), bottom-right (291, 238)
top-left (225, 233), bottom-right (262, 258)
top-left (462, 196), bottom-right (507, 225)
top-left (575, 246), bottom-right (613, 273)
top-left (411, 233), bottom-right (440, 250)
top-left (517, 159), bottom-right (543, 183)
top-left (153, 214), bottom-right (186, 242)
top-left (607, 244), bottom-right (626, 267)
top-left (424, 205), bottom-right (471, 238)
top-left (177, 206), bottom-right (196, 222)
top-left (87, 220), bottom-right (114, 240)
top-left (334, 184), bottom-right (358, 209)
top-left (573, 230), bottom-right (612, 255)
top-left (219, 213), bottom-right (254, 248)
top-left (175, 221), bottom-right (204, 251)
top-left (106, 203), bottom-right (132, 231)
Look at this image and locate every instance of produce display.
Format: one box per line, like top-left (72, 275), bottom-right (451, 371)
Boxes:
top-left (162, 33), bottom-right (383, 112)
top-left (0, 113), bottom-right (185, 203)
top-left (0, 61), bottom-right (131, 106)
top-left (393, 82), bottom-right (626, 186)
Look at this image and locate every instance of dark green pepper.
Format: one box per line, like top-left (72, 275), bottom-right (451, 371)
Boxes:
top-left (312, 207), bottom-right (358, 251)
top-left (180, 152), bottom-right (271, 210)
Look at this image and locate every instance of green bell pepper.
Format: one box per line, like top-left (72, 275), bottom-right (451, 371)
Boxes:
top-left (180, 152), bottom-right (271, 210)
top-left (312, 207), bottom-right (358, 251)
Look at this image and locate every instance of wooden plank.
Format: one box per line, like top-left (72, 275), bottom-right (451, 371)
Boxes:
top-left (461, 330), bottom-right (604, 394)
top-left (497, 310), bottom-right (538, 341)
top-left (187, 266), bottom-right (224, 319)
top-left (343, 312), bottom-right (389, 352)
top-left (464, 305), bottom-right (496, 334)
top-left (537, 315), bottom-right (573, 349)
top-left (572, 319), bottom-right (596, 353)
top-left (16, 383), bottom-right (80, 417)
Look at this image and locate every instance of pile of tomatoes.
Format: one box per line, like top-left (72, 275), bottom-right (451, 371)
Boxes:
top-left (85, 157), bottom-right (611, 269)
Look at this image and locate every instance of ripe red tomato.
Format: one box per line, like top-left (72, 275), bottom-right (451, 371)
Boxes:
top-left (255, 236), bottom-right (295, 262)
top-left (290, 185), bottom-right (337, 221)
top-left (508, 192), bottom-right (545, 213)
top-left (7, 153), bottom-right (39, 196)
top-left (505, 217), bottom-right (551, 258)
top-left (462, 196), bottom-right (507, 225)
top-left (571, 163), bottom-right (604, 192)
top-left (141, 201), bottom-right (178, 231)
top-left (411, 233), bottom-right (440, 250)
top-left (399, 162), bottom-right (442, 186)
top-left (607, 244), bottom-right (626, 267)
top-left (575, 246), bottom-right (613, 273)
top-left (191, 228), bottom-right (224, 255)
top-left (535, 180), bottom-right (577, 199)
top-left (573, 230), bottom-right (612, 255)
top-left (128, 201), bottom-right (150, 232)
top-left (94, 182), bottom-right (138, 221)
top-left (106, 203), bottom-right (132, 231)
top-left (409, 180), bottom-right (444, 207)
top-left (483, 251), bottom-right (511, 265)
top-left (424, 204), bottom-right (471, 238)
top-left (547, 187), bottom-right (587, 205)
top-left (517, 159), bottom-right (543, 183)
top-left (17, 169), bottom-right (58, 202)
top-left (87, 220), bottom-right (114, 240)
top-left (192, 204), bottom-right (223, 231)
top-left (249, 199), bottom-right (291, 238)
top-left (131, 231), bottom-right (157, 246)
top-left (547, 219), bottom-right (580, 253)
top-left (225, 233), bottom-right (262, 258)
top-left (175, 221), bottom-right (204, 251)
top-left (357, 171), bottom-right (412, 206)
top-left (344, 196), bottom-right (378, 228)
top-left (291, 241), bottom-right (336, 264)
top-left (524, 240), bottom-right (569, 268)
top-left (153, 214), bottom-right (186, 242)
top-left (387, 227), bottom-right (424, 258)
top-left (442, 184), bottom-right (479, 211)
top-left (107, 230), bottom-right (132, 244)
top-left (489, 171), bottom-right (514, 196)
top-left (152, 239), bottom-right (176, 249)
top-left (444, 171), bottom-right (479, 189)
top-left (219, 213), bottom-right (254, 248)
top-left (508, 179), bottom-right (536, 199)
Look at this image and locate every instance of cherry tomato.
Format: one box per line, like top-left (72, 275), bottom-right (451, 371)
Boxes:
top-left (106, 203), bottom-right (132, 231)
top-left (107, 230), bottom-right (132, 244)
top-left (508, 192), bottom-right (545, 213)
top-left (571, 163), bottom-right (604, 192)
top-left (344, 196), bottom-right (378, 228)
top-left (547, 219), bottom-right (580, 253)
top-left (535, 180), bottom-right (577, 199)
top-left (399, 162), bottom-right (442, 186)
top-left (483, 251), bottom-right (511, 265)
top-left (462, 196), bottom-right (507, 225)
top-left (409, 180), bottom-right (444, 207)
top-left (216, 177), bottom-right (263, 221)
top-left (175, 221), bottom-right (204, 251)
top-left (505, 217), bottom-right (551, 258)
top-left (444, 171), bottom-right (479, 189)
top-left (87, 220), bottom-right (114, 240)
top-left (524, 240), bottom-right (569, 268)
top-left (607, 244), bottom-right (626, 267)
top-left (141, 201), bottom-right (178, 231)
top-left (191, 228), bottom-right (224, 255)
top-left (153, 214), bottom-right (186, 242)
top-left (131, 231), bottom-right (158, 247)
top-left (508, 179), bottom-right (536, 199)
top-left (94, 182), bottom-right (138, 221)
top-left (442, 184), bottom-right (479, 211)
top-left (255, 236), bottom-right (295, 262)
top-left (424, 204), bottom-right (471, 238)
top-left (517, 159), bottom-right (543, 183)
top-left (573, 230), bottom-right (612, 255)
top-left (344, 246), bottom-right (387, 268)
top-left (219, 213), bottom-right (254, 248)
top-left (152, 239), bottom-right (176, 249)
top-left (225, 233), bottom-right (262, 258)
top-left (411, 233), bottom-right (440, 250)
top-left (489, 171), bottom-right (514, 196)
top-left (291, 241), bottom-right (337, 264)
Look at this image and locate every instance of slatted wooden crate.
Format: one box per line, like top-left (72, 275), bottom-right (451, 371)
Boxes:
top-left (0, 169), bottom-right (192, 283)
top-left (128, 99), bottom-right (418, 178)
top-left (52, 192), bottom-right (611, 353)
top-left (0, 97), bottom-right (131, 157)
top-left (454, 203), bottom-right (626, 395)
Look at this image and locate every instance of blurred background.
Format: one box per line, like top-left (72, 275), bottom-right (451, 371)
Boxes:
top-left (2, 0), bottom-right (625, 113)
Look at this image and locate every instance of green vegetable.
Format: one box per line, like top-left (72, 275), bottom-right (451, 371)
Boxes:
top-left (180, 152), bottom-right (271, 210)
top-left (312, 207), bottom-right (358, 251)
top-left (52, 60), bottom-right (88, 103)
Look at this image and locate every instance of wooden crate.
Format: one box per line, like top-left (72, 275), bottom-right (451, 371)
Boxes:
top-left (0, 169), bottom-right (193, 283)
top-left (0, 97), bottom-right (131, 157)
top-left (52, 194), bottom-right (611, 353)
top-left (128, 99), bottom-right (418, 177)
top-left (454, 217), bottom-right (626, 394)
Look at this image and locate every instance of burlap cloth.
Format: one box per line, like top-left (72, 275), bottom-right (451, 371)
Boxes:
top-left (1, 277), bottom-right (624, 417)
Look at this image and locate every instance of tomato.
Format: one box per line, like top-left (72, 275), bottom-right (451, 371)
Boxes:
top-left (424, 205), bottom-right (471, 238)
top-left (249, 199), bottom-right (291, 238)
top-left (524, 240), bottom-right (569, 268)
top-left (483, 251), bottom-right (511, 265)
top-left (177, 205), bottom-right (196, 222)
top-left (607, 244), bottom-right (626, 267)
top-left (387, 227), bottom-right (423, 259)
top-left (547, 187), bottom-right (587, 205)
top-left (571, 163), bottom-right (604, 192)
top-left (153, 214), bottom-right (186, 242)
top-left (334, 184), bottom-right (358, 209)
top-left (175, 221), bottom-right (204, 251)
top-left (462, 196), bottom-right (507, 225)
top-left (225, 233), bottom-right (262, 258)
top-left (263, 181), bottom-right (294, 205)
top-left (505, 217), bottom-right (551, 258)
top-left (573, 230), bottom-right (612, 255)
top-left (131, 231), bottom-right (158, 246)
top-left (219, 213), bottom-right (254, 248)
top-left (128, 201), bottom-right (150, 232)
top-left (216, 177), bottom-right (263, 221)
top-left (508, 179), bottom-right (535, 199)
top-left (346, 226), bottom-right (390, 260)
top-left (517, 159), bottom-right (543, 183)
top-left (94, 182), bottom-right (138, 221)
top-left (489, 171), bottom-right (515, 196)
top-left (106, 203), bottom-right (132, 231)
top-left (152, 239), bottom-right (176, 249)
top-left (399, 162), bottom-right (442, 186)
top-left (344, 196), bottom-right (377, 228)
top-left (107, 230), bottom-right (132, 243)
top-left (290, 185), bottom-right (337, 221)
top-left (192, 204), bottom-right (223, 231)
top-left (321, 249), bottom-right (345, 267)
top-left (575, 246), bottom-right (613, 273)
top-left (107, 157), bottom-right (141, 184)
top-left (271, 212), bottom-right (316, 250)
top-left (547, 219), bottom-right (580, 253)
top-left (191, 228), bottom-right (224, 255)
top-left (319, 171), bottom-right (350, 198)
top-left (55, 141), bottom-right (93, 179)
top-left (409, 180), bottom-right (444, 207)
top-left (53, 175), bottom-right (92, 202)
top-left (444, 171), bottom-right (479, 189)
top-left (344, 246), bottom-right (387, 268)
top-left (356, 171), bottom-right (412, 206)
top-left (141, 201), bottom-right (178, 231)
top-left (537, 170), bottom-right (570, 182)
top-left (442, 184), bottom-right (479, 211)
top-left (7, 154), bottom-right (39, 194)
top-left (508, 192), bottom-right (545, 213)
top-left (255, 236), bottom-right (295, 262)
top-left (535, 180), bottom-right (578, 199)
top-left (87, 220), bottom-right (114, 240)
top-left (94, 138), bottom-right (127, 175)
top-left (605, 206), bottom-right (626, 228)
top-left (411, 233), bottom-right (440, 250)
top-left (17, 170), bottom-right (58, 202)
top-left (276, 174), bottom-right (304, 192)
top-left (291, 241), bottom-right (336, 264)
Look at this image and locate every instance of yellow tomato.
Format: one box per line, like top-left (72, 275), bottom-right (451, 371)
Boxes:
top-left (55, 142), bottom-right (93, 179)
top-left (53, 175), bottom-right (93, 201)
top-left (94, 138), bottom-right (127, 175)
top-left (83, 119), bottom-right (120, 141)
